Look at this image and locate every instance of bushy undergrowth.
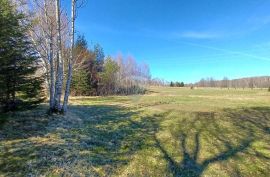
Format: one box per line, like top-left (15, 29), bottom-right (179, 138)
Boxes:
top-left (115, 85), bottom-right (147, 95)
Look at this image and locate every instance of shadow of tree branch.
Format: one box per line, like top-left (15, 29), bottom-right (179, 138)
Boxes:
top-left (153, 109), bottom-right (259, 177)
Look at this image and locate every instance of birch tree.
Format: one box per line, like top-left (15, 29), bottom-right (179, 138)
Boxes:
top-left (27, 0), bottom-right (57, 111)
top-left (26, 0), bottom-right (84, 113)
top-left (62, 0), bottom-right (86, 113)
top-left (62, 0), bottom-right (75, 113)
top-left (44, 0), bottom-right (55, 110)
top-left (52, 0), bottom-right (64, 112)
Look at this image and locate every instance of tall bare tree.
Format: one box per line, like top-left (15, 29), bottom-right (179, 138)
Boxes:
top-left (62, 0), bottom-right (76, 113)
top-left (27, 0), bottom-right (84, 113)
top-left (53, 0), bottom-right (64, 112)
top-left (44, 0), bottom-right (55, 111)
top-left (27, 0), bottom-right (60, 111)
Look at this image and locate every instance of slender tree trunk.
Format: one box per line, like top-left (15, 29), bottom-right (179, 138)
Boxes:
top-left (44, 0), bottom-right (55, 111)
top-left (62, 0), bottom-right (75, 113)
top-left (53, 0), bottom-right (64, 112)
top-left (49, 33), bottom-right (55, 110)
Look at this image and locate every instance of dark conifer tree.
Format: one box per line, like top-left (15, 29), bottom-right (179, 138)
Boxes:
top-left (180, 82), bottom-right (184, 87)
top-left (0, 0), bottom-right (44, 111)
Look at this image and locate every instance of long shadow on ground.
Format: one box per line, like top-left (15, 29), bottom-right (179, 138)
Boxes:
top-left (0, 106), bottom-right (270, 176)
top-left (153, 108), bottom-right (270, 177)
top-left (0, 104), bottom-right (158, 176)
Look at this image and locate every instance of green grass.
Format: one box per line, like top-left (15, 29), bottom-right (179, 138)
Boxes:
top-left (0, 87), bottom-right (270, 176)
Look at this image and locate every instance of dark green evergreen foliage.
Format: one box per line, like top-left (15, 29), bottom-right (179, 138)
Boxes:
top-left (175, 82), bottom-right (181, 87)
top-left (71, 35), bottom-right (110, 96)
top-left (93, 43), bottom-right (105, 72)
top-left (71, 35), bottom-right (98, 96)
top-left (180, 82), bottom-right (184, 87)
top-left (0, 0), bottom-right (44, 112)
top-left (170, 81), bottom-right (184, 87)
top-left (99, 57), bottom-right (119, 95)
top-left (71, 69), bottom-right (92, 96)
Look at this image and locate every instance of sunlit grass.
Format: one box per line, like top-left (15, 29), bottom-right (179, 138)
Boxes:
top-left (0, 87), bottom-right (270, 176)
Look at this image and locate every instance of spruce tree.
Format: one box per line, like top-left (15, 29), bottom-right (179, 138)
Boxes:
top-left (180, 82), bottom-right (184, 87)
top-left (0, 0), bottom-right (44, 111)
top-left (70, 35), bottom-right (92, 96)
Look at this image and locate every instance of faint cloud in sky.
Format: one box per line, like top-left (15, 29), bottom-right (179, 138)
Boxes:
top-left (179, 41), bottom-right (270, 62)
top-left (174, 31), bottom-right (221, 39)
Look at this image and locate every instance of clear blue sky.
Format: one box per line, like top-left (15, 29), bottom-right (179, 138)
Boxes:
top-left (64, 0), bottom-right (270, 83)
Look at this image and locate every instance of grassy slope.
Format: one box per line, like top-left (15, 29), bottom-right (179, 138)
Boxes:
top-left (0, 87), bottom-right (270, 177)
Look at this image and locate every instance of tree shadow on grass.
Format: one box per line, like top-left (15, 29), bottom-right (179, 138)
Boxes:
top-left (224, 107), bottom-right (270, 135)
top-left (1, 105), bottom-right (270, 176)
top-left (154, 108), bottom-right (270, 177)
top-left (0, 104), bottom-right (159, 176)
top-left (155, 133), bottom-right (253, 177)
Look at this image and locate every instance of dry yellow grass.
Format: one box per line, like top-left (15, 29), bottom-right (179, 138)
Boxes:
top-left (0, 87), bottom-right (270, 176)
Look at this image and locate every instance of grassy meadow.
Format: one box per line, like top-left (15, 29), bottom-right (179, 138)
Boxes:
top-left (0, 87), bottom-right (270, 177)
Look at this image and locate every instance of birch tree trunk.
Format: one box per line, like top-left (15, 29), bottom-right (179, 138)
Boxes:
top-left (53, 0), bottom-right (64, 112)
top-left (49, 32), bottom-right (55, 110)
top-left (62, 0), bottom-right (75, 113)
top-left (44, 0), bottom-right (55, 111)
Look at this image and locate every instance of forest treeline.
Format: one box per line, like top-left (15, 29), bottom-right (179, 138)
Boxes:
top-left (70, 36), bottom-right (151, 96)
top-left (0, 0), bottom-right (153, 112)
top-left (190, 76), bottom-right (270, 89)
top-left (1, 0), bottom-right (269, 114)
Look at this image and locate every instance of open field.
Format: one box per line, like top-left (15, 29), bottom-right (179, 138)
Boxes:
top-left (1, 87), bottom-right (270, 177)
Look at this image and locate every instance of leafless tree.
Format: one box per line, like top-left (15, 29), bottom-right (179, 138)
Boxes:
top-left (221, 77), bottom-right (229, 89)
top-left (53, 0), bottom-right (64, 112)
top-left (26, 0), bottom-right (85, 113)
top-left (62, 0), bottom-right (76, 113)
top-left (194, 76), bottom-right (270, 89)
top-left (209, 77), bottom-right (215, 87)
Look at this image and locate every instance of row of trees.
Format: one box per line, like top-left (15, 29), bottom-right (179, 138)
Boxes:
top-left (0, 0), bottom-right (153, 113)
top-left (70, 36), bottom-right (151, 96)
top-left (193, 76), bottom-right (270, 89)
top-left (27, 0), bottom-right (152, 112)
top-left (70, 35), bottom-right (105, 96)
top-left (149, 78), bottom-right (167, 87)
top-left (0, 0), bottom-right (87, 113)
top-left (170, 81), bottom-right (184, 87)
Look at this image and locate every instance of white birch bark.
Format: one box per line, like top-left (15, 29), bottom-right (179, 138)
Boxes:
top-left (53, 0), bottom-right (64, 112)
top-left (49, 31), bottom-right (55, 110)
top-left (62, 0), bottom-right (75, 113)
top-left (44, 0), bottom-right (55, 111)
